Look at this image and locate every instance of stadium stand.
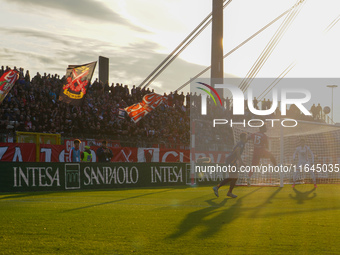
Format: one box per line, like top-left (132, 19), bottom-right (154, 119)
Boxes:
top-left (0, 66), bottom-right (329, 149)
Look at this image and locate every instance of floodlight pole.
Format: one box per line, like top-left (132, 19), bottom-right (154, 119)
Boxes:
top-left (327, 85), bottom-right (338, 121)
top-left (211, 0), bottom-right (224, 97)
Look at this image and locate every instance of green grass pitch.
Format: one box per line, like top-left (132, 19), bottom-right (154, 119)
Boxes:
top-left (1, 185), bottom-right (340, 254)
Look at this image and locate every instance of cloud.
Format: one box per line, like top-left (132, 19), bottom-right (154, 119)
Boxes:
top-left (0, 26), bottom-right (235, 93)
top-left (0, 27), bottom-right (73, 46)
top-left (96, 41), bottom-right (238, 92)
top-left (0, 48), bottom-right (18, 63)
top-left (0, 47), bottom-right (60, 68)
top-left (3, 0), bottom-right (147, 32)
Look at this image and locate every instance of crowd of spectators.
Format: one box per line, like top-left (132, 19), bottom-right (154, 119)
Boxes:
top-left (0, 66), bottom-right (190, 148)
top-left (0, 65), bottom-right (329, 150)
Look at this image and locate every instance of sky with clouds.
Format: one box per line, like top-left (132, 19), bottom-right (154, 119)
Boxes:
top-left (1, 0), bottom-right (340, 120)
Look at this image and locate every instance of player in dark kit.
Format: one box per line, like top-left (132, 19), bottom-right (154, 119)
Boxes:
top-left (213, 133), bottom-right (248, 198)
top-left (247, 124), bottom-right (277, 186)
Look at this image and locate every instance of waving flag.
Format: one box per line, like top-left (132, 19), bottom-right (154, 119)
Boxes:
top-left (0, 70), bottom-right (19, 104)
top-left (125, 93), bottom-right (166, 123)
top-left (59, 61), bottom-right (96, 105)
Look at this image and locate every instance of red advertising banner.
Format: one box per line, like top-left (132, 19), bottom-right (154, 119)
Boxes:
top-left (113, 147), bottom-right (138, 162)
top-left (0, 143), bottom-right (35, 162)
top-left (40, 144), bottom-right (65, 162)
top-left (0, 143), bottom-right (230, 163)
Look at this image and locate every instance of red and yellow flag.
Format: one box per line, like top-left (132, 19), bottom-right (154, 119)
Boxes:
top-left (125, 93), bottom-right (166, 123)
top-left (0, 70), bottom-right (19, 104)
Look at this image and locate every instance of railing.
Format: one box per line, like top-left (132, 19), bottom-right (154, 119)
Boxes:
top-left (322, 112), bottom-right (335, 125)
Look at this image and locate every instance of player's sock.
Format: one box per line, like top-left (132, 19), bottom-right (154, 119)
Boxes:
top-left (229, 178), bottom-right (237, 192)
top-left (293, 172), bottom-right (297, 185)
top-left (292, 184), bottom-right (295, 188)
top-left (247, 177), bottom-right (251, 186)
top-left (310, 172), bottom-right (316, 188)
top-left (314, 184), bottom-right (317, 188)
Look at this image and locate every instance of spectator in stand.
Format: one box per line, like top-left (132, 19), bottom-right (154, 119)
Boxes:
top-left (316, 103), bottom-right (322, 119)
top-left (17, 115), bottom-right (25, 131)
top-left (181, 92), bottom-right (185, 106)
top-left (96, 140), bottom-right (113, 162)
top-left (131, 85), bottom-right (136, 97)
top-left (261, 98), bottom-right (267, 110)
top-left (24, 70), bottom-right (30, 83)
top-left (69, 139), bottom-right (81, 162)
top-left (168, 92), bottom-right (174, 107)
top-left (185, 92), bottom-right (190, 109)
top-left (253, 97), bottom-right (258, 110)
top-left (225, 97), bottom-right (230, 111)
top-left (81, 145), bottom-right (92, 162)
top-left (0, 66), bottom-right (4, 76)
top-left (104, 81), bottom-right (110, 93)
top-left (310, 104), bottom-right (317, 119)
top-left (24, 116), bottom-right (32, 131)
top-left (266, 99), bottom-right (271, 109)
top-left (173, 91), bottom-right (179, 107)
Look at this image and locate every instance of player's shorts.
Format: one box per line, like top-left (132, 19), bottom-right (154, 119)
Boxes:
top-left (225, 160), bottom-right (238, 178)
top-left (228, 171), bottom-right (238, 179)
top-left (252, 149), bottom-right (274, 165)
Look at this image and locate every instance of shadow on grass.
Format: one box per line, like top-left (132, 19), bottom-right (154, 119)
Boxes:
top-left (0, 191), bottom-right (56, 200)
top-left (168, 187), bottom-right (262, 239)
top-left (62, 188), bottom-right (173, 213)
top-left (248, 187), bottom-right (283, 219)
top-left (253, 186), bottom-right (340, 218)
top-left (167, 198), bottom-right (229, 239)
top-left (289, 187), bottom-right (316, 204)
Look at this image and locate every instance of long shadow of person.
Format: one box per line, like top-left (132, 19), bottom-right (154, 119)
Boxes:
top-left (249, 187), bottom-right (283, 219)
top-left (168, 188), bottom-right (262, 239)
top-left (289, 187), bottom-right (316, 204)
top-left (197, 195), bottom-right (244, 238)
top-left (198, 187), bottom-right (263, 238)
top-left (168, 198), bottom-right (228, 239)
